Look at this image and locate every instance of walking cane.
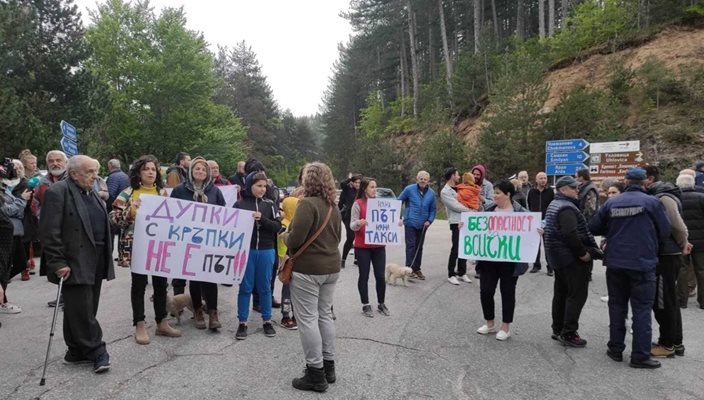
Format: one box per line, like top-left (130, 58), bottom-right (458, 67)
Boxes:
top-left (39, 276), bottom-right (63, 386)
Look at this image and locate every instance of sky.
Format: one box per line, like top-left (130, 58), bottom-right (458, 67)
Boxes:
top-left (73, 0), bottom-right (353, 116)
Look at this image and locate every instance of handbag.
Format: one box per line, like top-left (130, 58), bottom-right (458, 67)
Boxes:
top-left (278, 206), bottom-right (333, 284)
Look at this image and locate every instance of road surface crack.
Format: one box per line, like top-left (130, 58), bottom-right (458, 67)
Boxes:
top-left (337, 336), bottom-right (422, 352)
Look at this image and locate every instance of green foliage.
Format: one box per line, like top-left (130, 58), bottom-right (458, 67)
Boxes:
top-left (549, 0), bottom-right (633, 60)
top-left (384, 97), bottom-right (415, 134)
top-left (0, 0), bottom-right (93, 159)
top-left (85, 0), bottom-right (246, 172)
top-left (635, 57), bottom-right (687, 109)
top-left (358, 92), bottom-right (386, 138)
top-left (544, 86), bottom-right (624, 142)
top-left (607, 62), bottom-right (636, 105)
top-left (420, 130), bottom-right (469, 192)
top-left (679, 63), bottom-right (704, 105)
top-left (348, 136), bottom-right (406, 193)
top-left (687, 4), bottom-right (704, 16)
top-left (473, 50), bottom-right (550, 178)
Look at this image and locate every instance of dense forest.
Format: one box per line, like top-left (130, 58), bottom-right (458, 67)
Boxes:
top-left (0, 0), bottom-right (320, 182)
top-left (2, 0), bottom-right (703, 188)
top-left (321, 0), bottom-right (704, 189)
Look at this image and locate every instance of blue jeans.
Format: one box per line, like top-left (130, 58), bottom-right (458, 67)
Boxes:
top-left (404, 225), bottom-right (426, 271)
top-left (606, 268), bottom-right (656, 362)
top-left (238, 248), bottom-right (276, 322)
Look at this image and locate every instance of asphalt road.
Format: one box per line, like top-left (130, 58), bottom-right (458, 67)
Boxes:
top-left (1, 222), bottom-right (703, 400)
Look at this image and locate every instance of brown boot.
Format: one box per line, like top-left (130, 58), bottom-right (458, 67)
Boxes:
top-left (208, 310), bottom-right (222, 330)
top-left (194, 308), bottom-right (206, 329)
top-left (21, 269), bottom-right (30, 281)
top-left (155, 320), bottom-right (182, 337)
top-left (134, 321), bottom-right (150, 345)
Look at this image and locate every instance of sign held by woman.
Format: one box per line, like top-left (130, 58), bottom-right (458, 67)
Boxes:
top-left (458, 211), bottom-right (542, 263)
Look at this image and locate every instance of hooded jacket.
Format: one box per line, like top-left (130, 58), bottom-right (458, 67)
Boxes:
top-left (680, 187), bottom-right (704, 252)
top-left (471, 165), bottom-right (494, 210)
top-left (234, 171), bottom-right (282, 250)
top-left (589, 185), bottom-right (671, 271)
top-left (649, 181), bottom-right (688, 255)
top-left (170, 157), bottom-right (226, 207)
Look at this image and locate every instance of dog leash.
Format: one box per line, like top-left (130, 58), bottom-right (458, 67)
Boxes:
top-left (408, 225), bottom-right (428, 268)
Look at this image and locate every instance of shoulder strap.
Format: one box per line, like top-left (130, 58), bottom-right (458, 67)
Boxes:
top-left (291, 205), bottom-right (333, 259)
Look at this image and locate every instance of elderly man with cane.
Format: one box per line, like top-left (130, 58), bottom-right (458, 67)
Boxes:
top-left (40, 155), bottom-right (115, 374)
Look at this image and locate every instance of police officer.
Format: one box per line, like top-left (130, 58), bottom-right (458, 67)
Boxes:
top-left (544, 176), bottom-right (599, 348)
top-left (590, 168), bottom-right (671, 369)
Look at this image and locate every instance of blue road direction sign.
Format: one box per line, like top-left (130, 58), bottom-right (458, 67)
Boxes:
top-left (545, 151), bottom-right (590, 163)
top-left (546, 163), bottom-right (588, 176)
top-left (60, 136), bottom-right (78, 157)
top-left (60, 120), bottom-right (78, 142)
top-left (545, 139), bottom-right (589, 152)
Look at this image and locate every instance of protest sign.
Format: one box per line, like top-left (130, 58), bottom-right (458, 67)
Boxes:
top-left (458, 211), bottom-right (542, 263)
top-left (131, 195), bottom-right (254, 284)
top-left (163, 185), bottom-right (238, 208)
top-left (364, 198), bottom-right (402, 245)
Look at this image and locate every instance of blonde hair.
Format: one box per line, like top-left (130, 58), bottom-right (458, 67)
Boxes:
top-left (510, 178), bottom-right (521, 191)
top-left (302, 162), bottom-right (336, 205)
top-left (462, 172), bottom-right (474, 185)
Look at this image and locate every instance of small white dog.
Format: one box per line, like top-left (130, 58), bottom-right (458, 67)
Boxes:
top-left (385, 263), bottom-right (414, 287)
top-left (166, 293), bottom-right (195, 325)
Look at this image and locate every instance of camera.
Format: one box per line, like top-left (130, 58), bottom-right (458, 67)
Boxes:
top-left (0, 158), bottom-right (16, 180)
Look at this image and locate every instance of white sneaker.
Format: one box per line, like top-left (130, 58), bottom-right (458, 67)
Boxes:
top-left (459, 274), bottom-right (472, 283)
top-left (600, 296), bottom-right (609, 302)
top-left (476, 324), bottom-right (497, 335)
top-left (496, 330), bottom-right (511, 341)
top-left (448, 276), bottom-right (460, 285)
top-left (0, 303), bottom-right (22, 314)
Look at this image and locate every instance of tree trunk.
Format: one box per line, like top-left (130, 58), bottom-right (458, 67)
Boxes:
top-left (438, 0), bottom-right (453, 100)
top-left (491, 0), bottom-right (499, 42)
top-left (400, 30), bottom-right (407, 116)
top-left (516, 0), bottom-right (524, 39)
top-left (473, 0), bottom-right (481, 53)
top-left (428, 16), bottom-right (434, 80)
top-left (548, 0), bottom-right (555, 36)
top-left (406, 0), bottom-right (419, 118)
top-left (561, 0), bottom-right (569, 28)
top-left (538, 0), bottom-right (545, 38)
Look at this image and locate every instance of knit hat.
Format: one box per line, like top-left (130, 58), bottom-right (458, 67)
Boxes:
top-left (625, 168), bottom-right (647, 181)
top-left (555, 176), bottom-right (579, 189)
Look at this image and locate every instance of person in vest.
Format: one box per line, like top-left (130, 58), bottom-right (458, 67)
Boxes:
top-left (440, 168), bottom-right (473, 285)
top-left (644, 166), bottom-right (691, 358)
top-left (676, 173), bottom-right (704, 309)
top-left (527, 172), bottom-right (555, 275)
top-left (351, 177), bottom-right (390, 317)
top-left (398, 171), bottom-right (436, 280)
top-left (590, 168), bottom-right (671, 369)
top-left (544, 176), bottom-right (600, 347)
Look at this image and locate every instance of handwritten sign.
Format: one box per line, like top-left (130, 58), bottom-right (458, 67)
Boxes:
top-left (458, 211), bottom-right (541, 263)
top-left (131, 195), bottom-right (254, 284)
top-left (164, 185), bottom-right (239, 208)
top-left (364, 198), bottom-right (402, 245)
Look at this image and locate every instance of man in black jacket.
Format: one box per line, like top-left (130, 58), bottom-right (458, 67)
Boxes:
top-left (544, 176), bottom-right (599, 348)
top-left (338, 174), bottom-right (361, 268)
top-left (527, 172), bottom-right (554, 274)
top-left (40, 155), bottom-right (115, 374)
top-left (676, 173), bottom-right (704, 309)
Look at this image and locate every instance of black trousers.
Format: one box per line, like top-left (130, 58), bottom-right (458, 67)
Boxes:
top-left (190, 280), bottom-right (218, 311)
top-left (355, 247), bottom-right (386, 304)
top-left (448, 224), bottom-right (467, 278)
top-left (342, 218), bottom-right (355, 261)
top-left (551, 263), bottom-right (590, 336)
top-left (62, 253), bottom-right (107, 361)
top-left (479, 262), bottom-right (517, 323)
top-left (131, 272), bottom-right (168, 325)
top-left (172, 278), bottom-right (187, 295)
top-left (533, 240), bottom-right (552, 272)
top-left (653, 255), bottom-right (683, 347)
top-left (9, 236), bottom-right (27, 279)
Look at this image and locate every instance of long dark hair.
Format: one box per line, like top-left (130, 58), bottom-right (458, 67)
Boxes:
top-left (355, 177), bottom-right (376, 200)
top-left (130, 155), bottom-right (163, 190)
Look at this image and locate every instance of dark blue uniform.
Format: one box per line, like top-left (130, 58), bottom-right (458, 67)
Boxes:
top-left (589, 185), bottom-right (671, 363)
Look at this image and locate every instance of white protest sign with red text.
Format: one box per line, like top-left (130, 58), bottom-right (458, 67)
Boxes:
top-left (131, 195), bottom-right (254, 284)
